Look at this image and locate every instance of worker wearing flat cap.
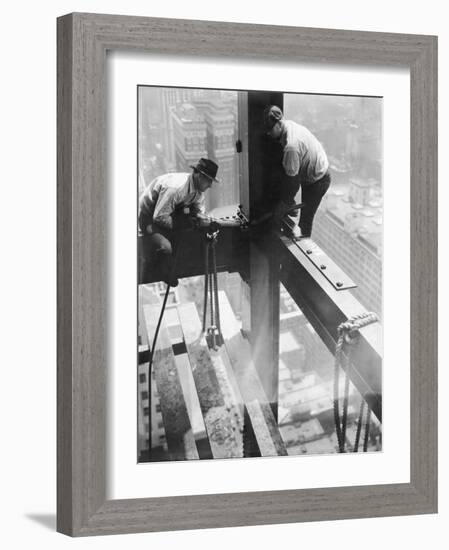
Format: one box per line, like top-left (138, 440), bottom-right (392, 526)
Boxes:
top-left (138, 158), bottom-right (219, 286)
top-left (263, 105), bottom-right (331, 239)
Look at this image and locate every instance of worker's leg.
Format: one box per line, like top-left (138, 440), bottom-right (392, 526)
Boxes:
top-left (149, 231), bottom-right (178, 286)
top-left (299, 172), bottom-right (331, 237)
top-left (138, 211), bottom-right (154, 283)
top-left (140, 229), bottom-right (178, 286)
top-left (287, 205), bottom-right (300, 226)
top-left (149, 232), bottom-right (173, 257)
top-left (278, 173), bottom-right (301, 237)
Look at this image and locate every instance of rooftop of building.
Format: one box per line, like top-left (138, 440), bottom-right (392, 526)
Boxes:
top-left (321, 179), bottom-right (383, 255)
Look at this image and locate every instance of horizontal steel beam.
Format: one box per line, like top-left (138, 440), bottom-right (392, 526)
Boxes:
top-left (138, 227), bottom-right (249, 284)
top-left (277, 234), bottom-right (382, 422)
top-left (282, 218), bottom-right (357, 291)
top-left (294, 238), bottom-right (357, 291)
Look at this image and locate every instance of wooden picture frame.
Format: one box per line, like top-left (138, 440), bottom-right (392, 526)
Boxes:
top-left (57, 12), bottom-right (437, 536)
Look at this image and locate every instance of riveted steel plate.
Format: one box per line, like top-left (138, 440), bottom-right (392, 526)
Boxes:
top-left (292, 236), bottom-right (357, 291)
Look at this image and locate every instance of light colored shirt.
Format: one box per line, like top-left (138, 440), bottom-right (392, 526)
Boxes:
top-left (280, 120), bottom-right (329, 183)
top-left (139, 172), bottom-right (206, 224)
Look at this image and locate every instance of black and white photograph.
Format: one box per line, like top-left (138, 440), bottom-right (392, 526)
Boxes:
top-left (1, 0), bottom-right (442, 543)
top-left (136, 86), bottom-right (383, 462)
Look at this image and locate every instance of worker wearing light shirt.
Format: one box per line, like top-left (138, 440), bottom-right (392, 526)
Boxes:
top-left (139, 158), bottom-right (219, 286)
top-left (263, 105), bottom-right (331, 239)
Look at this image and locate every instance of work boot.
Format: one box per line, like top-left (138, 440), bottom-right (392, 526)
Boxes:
top-left (160, 264), bottom-right (178, 287)
top-left (285, 223), bottom-right (306, 240)
top-left (291, 225), bottom-right (303, 240)
top-left (164, 272), bottom-right (179, 288)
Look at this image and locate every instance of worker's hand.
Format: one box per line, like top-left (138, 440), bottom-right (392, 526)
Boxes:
top-left (194, 215), bottom-right (220, 228)
top-left (145, 224), bottom-right (153, 235)
top-left (195, 216), bottom-right (211, 228)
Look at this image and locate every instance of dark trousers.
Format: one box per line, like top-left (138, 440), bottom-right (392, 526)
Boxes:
top-left (138, 213), bottom-right (174, 283)
top-left (299, 171), bottom-right (331, 237)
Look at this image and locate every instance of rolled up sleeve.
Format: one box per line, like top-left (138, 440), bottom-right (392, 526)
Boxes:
top-left (153, 187), bottom-right (176, 222)
top-left (282, 148), bottom-right (300, 177)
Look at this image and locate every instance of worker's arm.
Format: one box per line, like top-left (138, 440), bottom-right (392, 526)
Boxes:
top-left (154, 209), bottom-right (219, 233)
top-left (187, 193), bottom-right (222, 228)
top-left (152, 186), bottom-right (177, 231)
top-left (282, 149), bottom-right (301, 177)
top-left (153, 215), bottom-right (173, 231)
top-left (194, 213), bottom-right (220, 228)
top-left (138, 192), bottom-right (156, 234)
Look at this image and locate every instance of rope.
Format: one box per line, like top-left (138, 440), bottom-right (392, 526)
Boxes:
top-left (333, 335), bottom-right (345, 452)
top-left (203, 230), bottom-right (224, 350)
top-left (209, 270), bottom-right (215, 327)
top-left (363, 407), bottom-right (372, 452)
top-left (147, 283), bottom-right (170, 454)
top-left (341, 358), bottom-right (351, 450)
top-left (333, 312), bottom-right (379, 453)
top-left (353, 399), bottom-right (365, 453)
top-left (212, 241), bottom-right (221, 335)
top-left (146, 238), bottom-right (181, 455)
top-left (148, 283), bottom-right (171, 372)
top-left (202, 240), bottom-right (209, 332)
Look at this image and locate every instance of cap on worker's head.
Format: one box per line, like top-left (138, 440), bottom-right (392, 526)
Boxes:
top-left (263, 105), bottom-right (284, 130)
top-left (190, 158), bottom-right (220, 182)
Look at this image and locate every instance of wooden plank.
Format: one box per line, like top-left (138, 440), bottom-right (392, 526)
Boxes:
top-left (177, 302), bottom-right (244, 459)
top-left (143, 305), bottom-right (199, 461)
top-left (246, 401), bottom-right (278, 457)
top-left (217, 291), bottom-right (288, 456)
top-left (137, 286), bottom-right (163, 452)
top-left (213, 338), bottom-right (262, 457)
top-left (138, 285), bottom-right (161, 347)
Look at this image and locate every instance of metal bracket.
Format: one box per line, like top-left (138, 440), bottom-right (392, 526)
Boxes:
top-left (280, 218), bottom-right (357, 291)
top-left (236, 204), bottom-right (249, 227)
top-left (293, 238), bottom-right (357, 291)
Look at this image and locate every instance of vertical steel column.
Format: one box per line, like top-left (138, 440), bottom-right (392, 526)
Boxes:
top-left (238, 91), bottom-right (283, 418)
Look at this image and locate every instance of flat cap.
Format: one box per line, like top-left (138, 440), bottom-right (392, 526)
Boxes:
top-left (263, 105), bottom-right (284, 129)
